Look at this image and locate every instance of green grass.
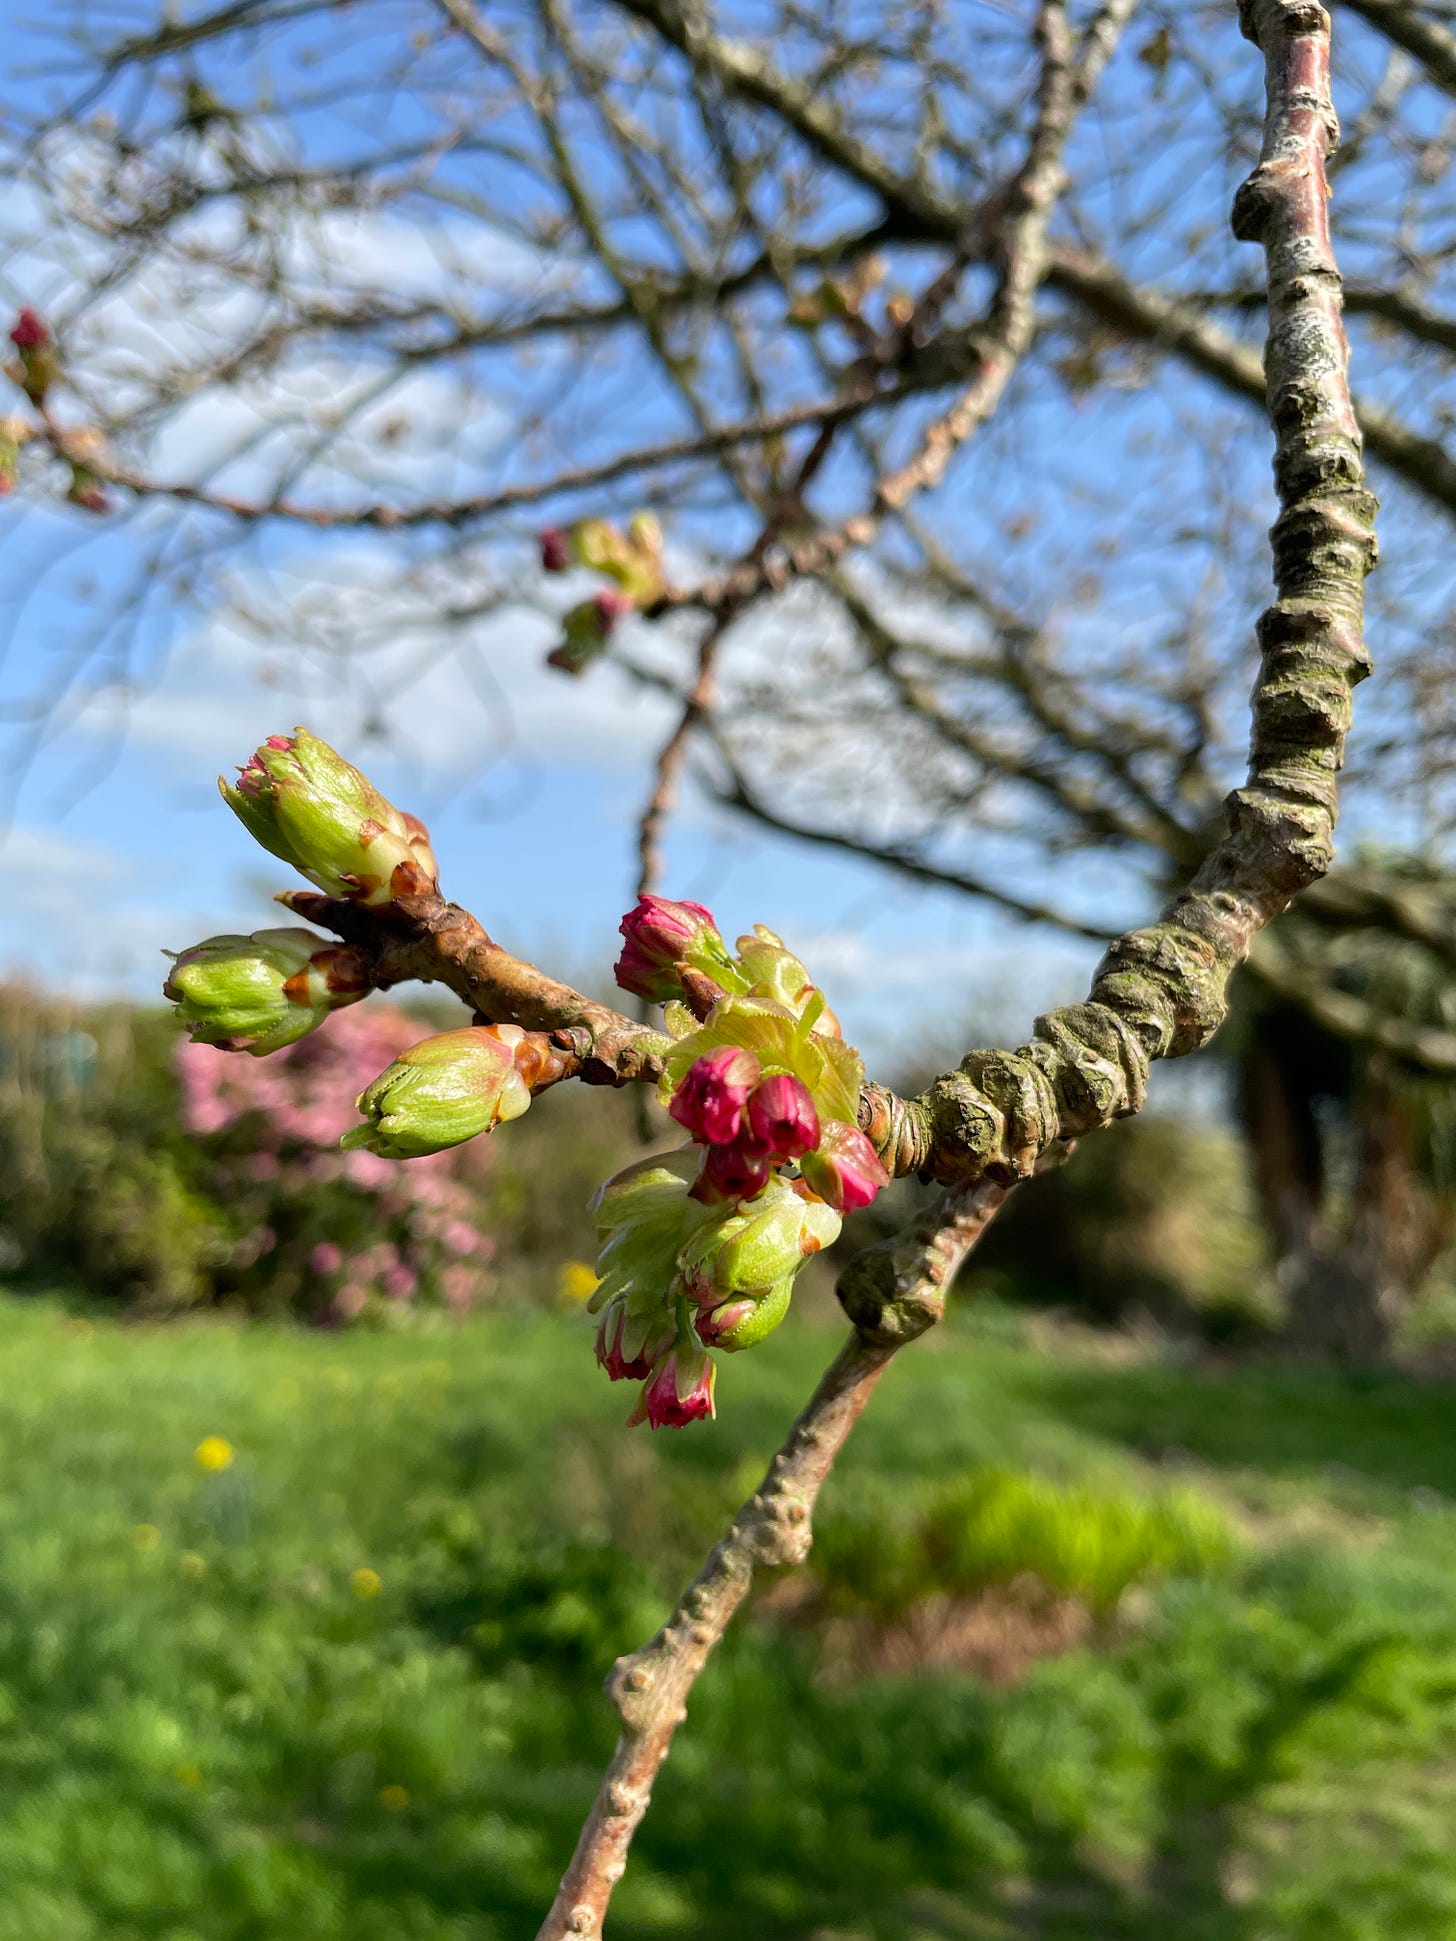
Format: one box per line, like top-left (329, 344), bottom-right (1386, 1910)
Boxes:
top-left (1, 1295), bottom-right (1456, 1938)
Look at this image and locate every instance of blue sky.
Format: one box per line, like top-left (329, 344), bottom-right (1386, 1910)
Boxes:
top-left (0, 494), bottom-right (1096, 1072)
top-left (0, 0), bottom-right (1431, 1089)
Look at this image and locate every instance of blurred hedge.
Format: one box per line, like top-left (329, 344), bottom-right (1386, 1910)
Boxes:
top-left (0, 985), bottom-right (640, 1321)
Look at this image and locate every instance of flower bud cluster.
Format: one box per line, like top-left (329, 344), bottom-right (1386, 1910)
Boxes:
top-left (540, 513), bottom-right (663, 676)
top-left (588, 895), bottom-right (893, 1426)
top-left (588, 1152), bottom-right (839, 1428)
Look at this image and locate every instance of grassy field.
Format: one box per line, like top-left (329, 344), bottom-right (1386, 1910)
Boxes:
top-left (1, 1293), bottom-right (1456, 1939)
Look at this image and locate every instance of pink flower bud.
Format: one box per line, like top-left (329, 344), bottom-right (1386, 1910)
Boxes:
top-left (614, 894), bottom-right (725, 1003)
top-left (668, 1046), bottom-right (761, 1145)
top-left (799, 1120), bottom-right (891, 1213)
top-left (539, 527), bottom-right (570, 573)
top-left (746, 1074), bottom-right (820, 1162)
top-left (637, 1342), bottom-right (716, 1429)
top-left (693, 1298), bottom-right (754, 1348)
top-left (9, 310), bottom-right (47, 350)
top-left (310, 1242), bottom-right (344, 1276)
top-left (689, 1139), bottom-right (773, 1205)
top-left (594, 1298), bottom-right (661, 1382)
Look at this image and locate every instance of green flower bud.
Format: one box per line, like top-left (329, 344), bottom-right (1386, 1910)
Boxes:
top-left (677, 1177), bottom-right (840, 1302)
top-left (340, 1025), bottom-right (532, 1158)
top-left (219, 728), bottom-right (439, 906)
top-left (163, 927), bottom-right (372, 1056)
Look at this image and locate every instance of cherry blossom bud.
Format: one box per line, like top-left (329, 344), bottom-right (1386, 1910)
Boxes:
top-left (615, 894), bottom-right (736, 1004)
top-left (632, 1340), bottom-right (717, 1429)
top-left (746, 1073), bottom-right (820, 1162)
top-left (219, 727), bottom-right (439, 905)
top-left (668, 1045), bottom-right (761, 1145)
top-left (689, 1140), bottom-right (774, 1206)
top-left (693, 1276), bottom-right (792, 1352)
top-left (9, 310), bottom-right (46, 350)
top-left (799, 1119), bottom-right (891, 1213)
top-left (163, 927), bottom-right (372, 1056)
top-left (539, 527), bottom-right (570, 573)
top-left (340, 1025), bottom-right (531, 1158)
top-left (8, 310), bottom-right (58, 405)
top-left (594, 1294), bottom-right (675, 1382)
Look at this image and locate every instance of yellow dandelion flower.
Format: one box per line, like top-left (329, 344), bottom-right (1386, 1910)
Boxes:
top-left (557, 1260), bottom-right (599, 1307)
top-left (378, 1784), bottom-right (410, 1813)
top-left (132, 1523), bottom-right (161, 1552)
top-left (180, 1552), bottom-right (208, 1581)
top-left (194, 1436), bottom-right (234, 1473)
top-left (350, 1566), bottom-right (382, 1600)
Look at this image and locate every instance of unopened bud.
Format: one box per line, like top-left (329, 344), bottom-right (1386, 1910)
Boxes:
top-left (163, 927), bottom-right (372, 1055)
top-left (630, 1339), bottom-right (717, 1429)
top-left (219, 727), bottom-right (439, 905)
top-left (8, 310), bottom-right (58, 405)
top-left (668, 1045), bottom-right (761, 1144)
top-left (539, 527), bottom-right (570, 573)
top-left (595, 1294), bottom-right (675, 1381)
top-left (689, 1140), bottom-right (774, 1206)
top-left (341, 1025), bottom-right (532, 1158)
top-left (746, 1073), bottom-right (819, 1162)
top-left (615, 894), bottom-right (738, 1005)
top-left (799, 1119), bottom-right (890, 1212)
top-left (693, 1277), bottom-right (792, 1352)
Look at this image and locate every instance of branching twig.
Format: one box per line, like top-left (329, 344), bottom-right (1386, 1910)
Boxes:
top-left (533, 1174), bottom-right (1015, 1941)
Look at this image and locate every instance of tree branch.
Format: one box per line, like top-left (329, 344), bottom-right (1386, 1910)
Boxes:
top-left (533, 1174), bottom-right (1013, 1941)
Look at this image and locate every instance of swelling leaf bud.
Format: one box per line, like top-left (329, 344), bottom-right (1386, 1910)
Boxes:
top-left (631, 1339), bottom-right (717, 1429)
top-left (615, 894), bottom-right (741, 1004)
top-left (219, 727), bottom-right (439, 905)
top-left (668, 1045), bottom-right (761, 1144)
top-left (734, 926), bottom-right (839, 1031)
top-left (163, 927), bottom-right (372, 1055)
top-left (341, 1025), bottom-right (531, 1158)
top-left (799, 1120), bottom-right (891, 1212)
top-left (747, 1073), bottom-right (820, 1162)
